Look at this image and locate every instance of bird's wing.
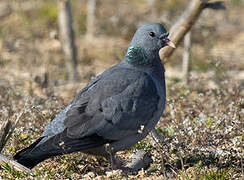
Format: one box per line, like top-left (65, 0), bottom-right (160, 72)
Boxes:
top-left (41, 72), bottom-right (103, 138)
top-left (64, 68), bottom-right (160, 141)
top-left (22, 67), bottom-right (161, 162)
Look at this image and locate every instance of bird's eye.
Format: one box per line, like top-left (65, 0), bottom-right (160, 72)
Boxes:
top-left (149, 32), bottom-right (155, 37)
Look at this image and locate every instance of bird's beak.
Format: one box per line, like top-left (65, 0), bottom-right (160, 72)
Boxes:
top-left (164, 38), bottom-right (176, 48)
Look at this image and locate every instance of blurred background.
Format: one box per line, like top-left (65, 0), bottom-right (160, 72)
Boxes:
top-left (0, 0), bottom-right (243, 179)
top-left (0, 0), bottom-right (243, 99)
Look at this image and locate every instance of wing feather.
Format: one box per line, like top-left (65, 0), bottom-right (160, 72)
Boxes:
top-left (64, 68), bottom-right (159, 141)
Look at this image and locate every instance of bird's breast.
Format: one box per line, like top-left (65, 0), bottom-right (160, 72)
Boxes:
top-left (145, 73), bottom-right (166, 131)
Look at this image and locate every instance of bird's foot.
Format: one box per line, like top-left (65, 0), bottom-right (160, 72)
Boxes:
top-left (108, 150), bottom-right (152, 174)
top-left (104, 155), bottom-right (131, 173)
top-left (111, 159), bottom-right (133, 173)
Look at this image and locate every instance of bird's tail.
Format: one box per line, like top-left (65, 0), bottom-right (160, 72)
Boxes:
top-left (13, 137), bottom-right (47, 169)
top-left (13, 130), bottom-right (110, 169)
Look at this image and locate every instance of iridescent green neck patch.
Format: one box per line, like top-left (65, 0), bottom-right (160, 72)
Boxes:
top-left (125, 46), bottom-right (151, 66)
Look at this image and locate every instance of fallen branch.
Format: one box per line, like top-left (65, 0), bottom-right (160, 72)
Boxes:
top-left (0, 154), bottom-right (31, 173)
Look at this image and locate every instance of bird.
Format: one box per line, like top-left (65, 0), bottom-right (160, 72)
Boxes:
top-left (14, 22), bottom-right (175, 170)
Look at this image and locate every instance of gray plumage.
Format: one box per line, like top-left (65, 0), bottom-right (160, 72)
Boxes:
top-left (14, 22), bottom-right (174, 169)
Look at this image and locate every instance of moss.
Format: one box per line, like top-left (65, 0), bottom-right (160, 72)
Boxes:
top-left (40, 2), bottom-right (58, 21)
top-left (206, 117), bottom-right (214, 129)
top-left (165, 125), bottom-right (175, 137)
top-left (130, 140), bottom-right (154, 152)
top-left (192, 60), bottom-right (210, 72)
top-left (199, 169), bottom-right (231, 180)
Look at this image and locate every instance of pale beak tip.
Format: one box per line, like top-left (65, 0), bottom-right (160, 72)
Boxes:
top-left (167, 41), bottom-right (176, 48)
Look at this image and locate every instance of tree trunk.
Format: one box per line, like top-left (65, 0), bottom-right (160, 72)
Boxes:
top-left (182, 31), bottom-right (191, 84)
top-left (86, 0), bottom-right (97, 39)
top-left (0, 2), bottom-right (11, 19)
top-left (58, 0), bottom-right (79, 81)
top-left (153, 0), bottom-right (225, 148)
top-left (146, 0), bottom-right (156, 19)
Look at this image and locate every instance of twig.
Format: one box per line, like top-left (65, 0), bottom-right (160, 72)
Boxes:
top-left (2, 112), bottom-right (24, 152)
top-left (151, 129), bottom-right (165, 145)
top-left (151, 129), bottom-right (173, 155)
top-left (0, 112), bottom-right (23, 153)
top-left (79, 164), bottom-right (88, 175)
top-left (179, 153), bottom-right (185, 171)
top-left (0, 120), bottom-right (12, 152)
top-left (241, 156), bottom-right (243, 179)
top-left (161, 158), bottom-right (167, 179)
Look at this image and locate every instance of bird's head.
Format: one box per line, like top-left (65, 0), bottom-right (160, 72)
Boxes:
top-left (126, 23), bottom-right (175, 66)
top-left (130, 22), bottom-right (175, 51)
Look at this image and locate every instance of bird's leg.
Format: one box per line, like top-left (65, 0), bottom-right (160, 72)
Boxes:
top-left (112, 155), bottom-right (133, 173)
top-left (104, 144), bottom-right (152, 173)
top-left (111, 154), bottom-right (123, 169)
top-left (105, 143), bottom-right (120, 169)
top-left (105, 143), bottom-right (130, 172)
top-left (111, 150), bottom-right (152, 174)
top-left (105, 143), bottom-right (114, 169)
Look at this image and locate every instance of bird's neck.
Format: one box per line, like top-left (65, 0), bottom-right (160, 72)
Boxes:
top-left (125, 45), bottom-right (157, 66)
top-left (124, 45), bottom-right (165, 81)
